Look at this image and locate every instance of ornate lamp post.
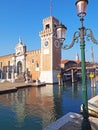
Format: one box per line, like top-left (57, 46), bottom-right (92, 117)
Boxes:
top-left (56, 0), bottom-right (98, 130)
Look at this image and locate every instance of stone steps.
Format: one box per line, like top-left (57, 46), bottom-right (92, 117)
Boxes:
top-left (81, 95), bottom-right (98, 117)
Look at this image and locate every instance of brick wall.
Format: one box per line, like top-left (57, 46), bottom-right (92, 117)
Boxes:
top-left (26, 50), bottom-right (41, 80)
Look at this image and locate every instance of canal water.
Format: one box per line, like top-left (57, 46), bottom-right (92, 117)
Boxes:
top-left (0, 80), bottom-right (98, 130)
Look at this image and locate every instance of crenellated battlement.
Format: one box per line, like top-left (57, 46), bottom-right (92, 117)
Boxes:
top-left (27, 50), bottom-right (41, 55)
top-left (39, 28), bottom-right (52, 37)
top-left (43, 16), bottom-right (59, 23)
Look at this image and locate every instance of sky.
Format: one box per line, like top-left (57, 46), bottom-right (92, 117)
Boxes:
top-left (0, 0), bottom-right (98, 62)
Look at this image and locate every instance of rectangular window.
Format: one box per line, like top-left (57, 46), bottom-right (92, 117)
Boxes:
top-left (32, 59), bottom-right (34, 64)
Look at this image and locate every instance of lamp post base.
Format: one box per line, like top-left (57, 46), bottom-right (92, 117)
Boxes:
top-left (81, 118), bottom-right (91, 130)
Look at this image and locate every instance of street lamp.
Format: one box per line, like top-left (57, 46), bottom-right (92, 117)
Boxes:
top-left (56, 0), bottom-right (98, 130)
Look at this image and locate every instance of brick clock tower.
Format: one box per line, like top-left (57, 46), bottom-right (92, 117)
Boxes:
top-left (39, 16), bottom-right (61, 84)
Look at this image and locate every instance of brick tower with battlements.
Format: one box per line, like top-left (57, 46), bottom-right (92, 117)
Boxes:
top-left (39, 16), bottom-right (61, 84)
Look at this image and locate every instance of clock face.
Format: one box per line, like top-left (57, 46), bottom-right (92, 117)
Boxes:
top-left (54, 40), bottom-right (60, 48)
top-left (44, 41), bottom-right (49, 47)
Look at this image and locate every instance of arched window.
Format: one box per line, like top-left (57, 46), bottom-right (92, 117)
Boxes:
top-left (46, 24), bottom-right (50, 30)
top-left (17, 61), bottom-right (22, 74)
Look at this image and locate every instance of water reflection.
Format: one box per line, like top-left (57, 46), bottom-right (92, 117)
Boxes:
top-left (91, 87), bottom-right (96, 97)
top-left (0, 80), bottom-right (98, 130)
top-left (72, 82), bottom-right (81, 97)
top-left (0, 86), bottom-right (58, 130)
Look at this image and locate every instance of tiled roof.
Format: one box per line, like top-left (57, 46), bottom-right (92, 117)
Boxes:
top-left (61, 59), bottom-right (81, 64)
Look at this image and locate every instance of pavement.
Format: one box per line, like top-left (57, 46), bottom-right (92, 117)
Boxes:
top-left (0, 81), bottom-right (26, 94)
top-left (59, 114), bottom-right (98, 130)
top-left (0, 81), bottom-right (25, 88)
top-left (43, 112), bottom-right (98, 130)
top-left (0, 80), bottom-right (46, 94)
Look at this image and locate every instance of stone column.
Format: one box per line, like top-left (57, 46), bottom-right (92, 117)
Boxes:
top-left (6, 67), bottom-right (9, 80)
top-left (11, 67), bottom-right (15, 83)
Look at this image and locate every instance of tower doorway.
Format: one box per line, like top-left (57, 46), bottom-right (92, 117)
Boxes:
top-left (17, 61), bottom-right (22, 74)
